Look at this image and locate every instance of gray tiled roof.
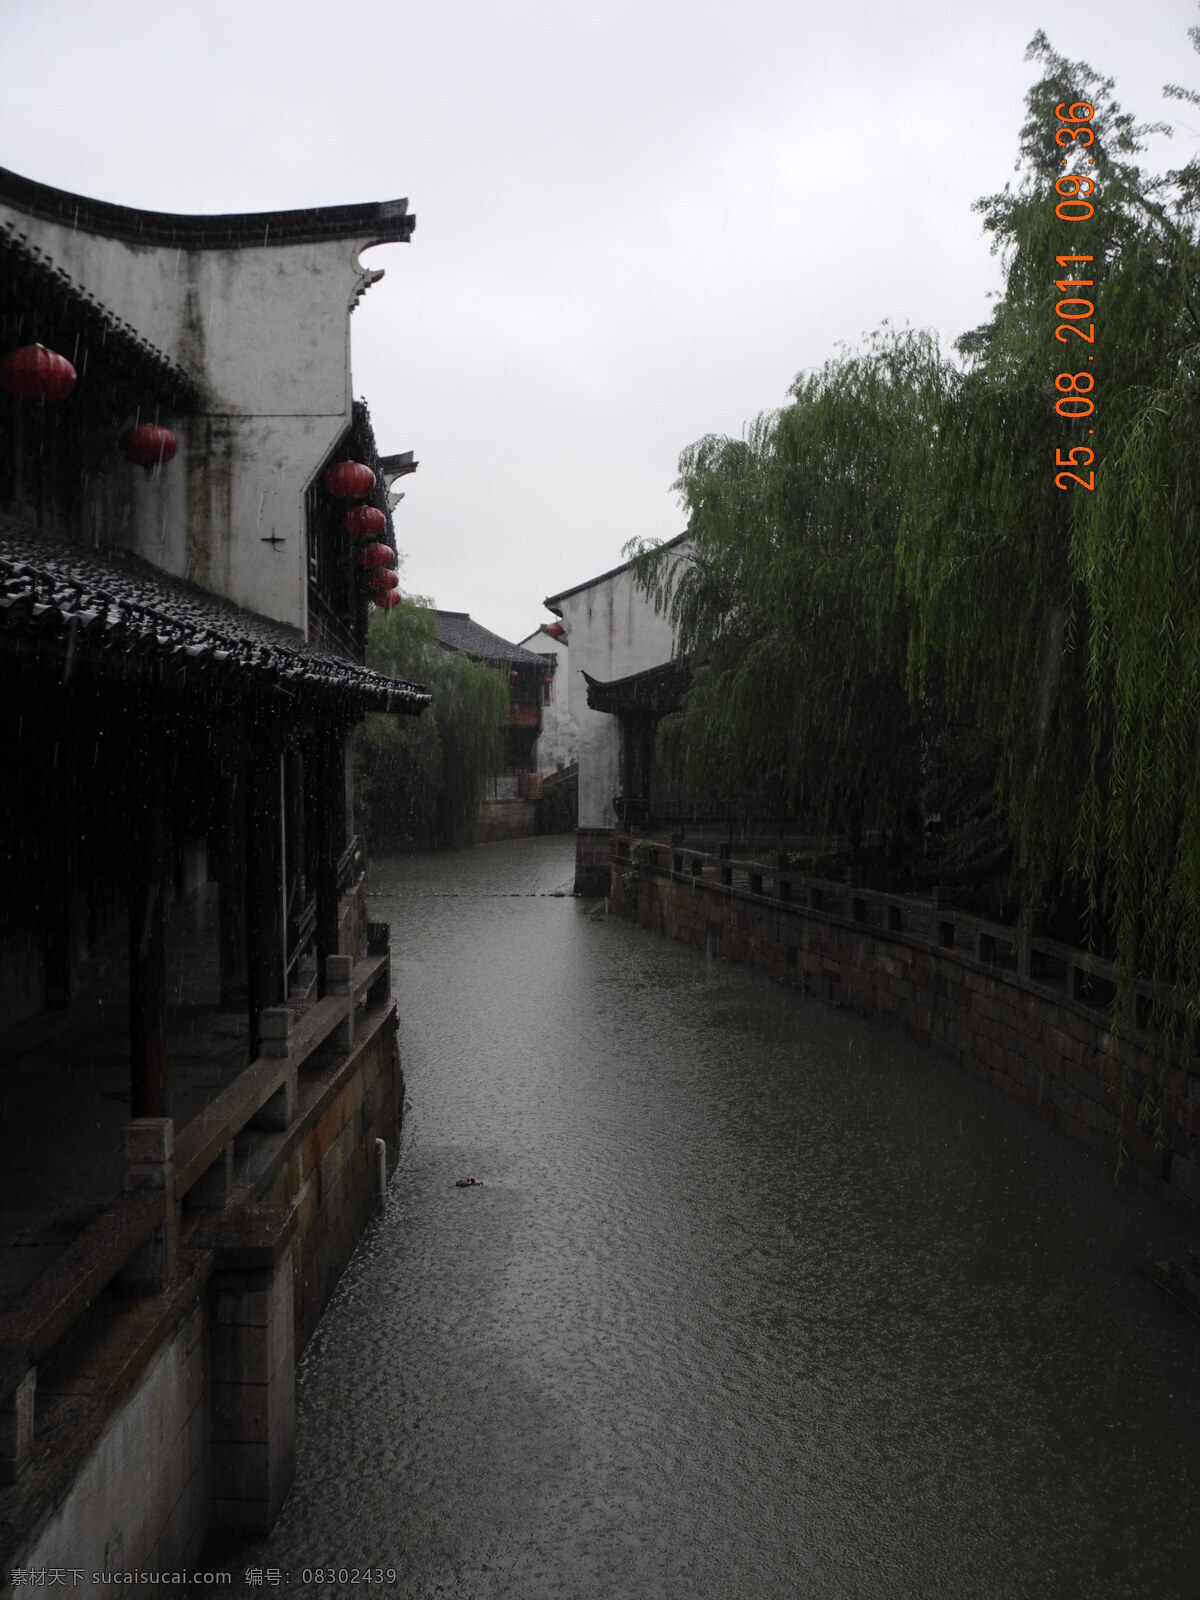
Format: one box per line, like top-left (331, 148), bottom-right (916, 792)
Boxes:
top-left (583, 661), bottom-right (689, 714)
top-left (432, 610), bottom-right (545, 665)
top-left (0, 518), bottom-right (429, 715)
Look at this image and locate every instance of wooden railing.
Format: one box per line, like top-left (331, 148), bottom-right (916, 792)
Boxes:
top-left (615, 833), bottom-right (1184, 1047)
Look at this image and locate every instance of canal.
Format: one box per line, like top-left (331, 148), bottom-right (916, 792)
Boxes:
top-left (226, 835), bottom-right (1200, 1598)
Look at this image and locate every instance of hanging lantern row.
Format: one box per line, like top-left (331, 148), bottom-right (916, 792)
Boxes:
top-left (324, 460), bottom-right (376, 498)
top-left (3, 343), bottom-right (183, 474)
top-left (1, 343), bottom-right (77, 400)
top-left (345, 505), bottom-right (386, 538)
top-left (358, 542), bottom-right (396, 570)
top-left (119, 423), bottom-right (178, 467)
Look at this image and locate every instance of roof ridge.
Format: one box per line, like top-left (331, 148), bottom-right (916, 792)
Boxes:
top-left (543, 533), bottom-right (688, 611)
top-left (0, 165), bottom-right (414, 251)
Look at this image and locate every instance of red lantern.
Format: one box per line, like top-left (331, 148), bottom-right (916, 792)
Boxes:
top-left (357, 543), bottom-right (396, 570)
top-left (119, 423), bottom-right (178, 467)
top-left (370, 569), bottom-right (400, 591)
top-left (546, 622), bottom-right (565, 639)
top-left (324, 461), bottom-right (375, 497)
top-left (344, 505), bottom-right (386, 537)
top-left (1, 344), bottom-right (77, 400)
top-left (542, 675), bottom-right (552, 686)
top-left (374, 590), bottom-right (402, 609)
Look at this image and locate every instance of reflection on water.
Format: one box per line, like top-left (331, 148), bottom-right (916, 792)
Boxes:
top-left (229, 836), bottom-right (1200, 1599)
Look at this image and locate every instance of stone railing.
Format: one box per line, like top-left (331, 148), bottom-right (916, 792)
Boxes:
top-left (614, 833), bottom-right (1185, 1059)
top-left (612, 833), bottom-right (1200, 1236)
top-left (0, 913), bottom-right (391, 1489)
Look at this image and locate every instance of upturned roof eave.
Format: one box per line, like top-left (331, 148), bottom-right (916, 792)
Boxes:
top-left (0, 164), bottom-right (415, 251)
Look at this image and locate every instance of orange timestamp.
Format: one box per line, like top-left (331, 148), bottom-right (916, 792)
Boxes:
top-left (1053, 99), bottom-right (1097, 492)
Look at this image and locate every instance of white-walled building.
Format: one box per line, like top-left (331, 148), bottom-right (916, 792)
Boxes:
top-left (544, 535), bottom-right (686, 892)
top-left (0, 164), bottom-right (414, 635)
top-left (0, 163), bottom-right (429, 1562)
top-left (516, 624), bottom-right (577, 776)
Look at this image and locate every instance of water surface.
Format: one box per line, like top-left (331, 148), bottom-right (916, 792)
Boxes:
top-left (227, 835), bottom-right (1200, 1598)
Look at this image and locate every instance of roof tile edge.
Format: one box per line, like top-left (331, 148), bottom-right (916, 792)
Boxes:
top-left (543, 532), bottom-right (688, 613)
top-left (0, 165), bottom-right (415, 250)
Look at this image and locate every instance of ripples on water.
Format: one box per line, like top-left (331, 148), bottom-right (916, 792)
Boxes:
top-left (228, 836), bottom-right (1200, 1599)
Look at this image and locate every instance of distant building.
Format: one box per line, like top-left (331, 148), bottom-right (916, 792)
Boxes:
top-left (432, 609), bottom-right (547, 781)
top-left (544, 535), bottom-right (687, 892)
top-left (516, 623), bottom-right (577, 776)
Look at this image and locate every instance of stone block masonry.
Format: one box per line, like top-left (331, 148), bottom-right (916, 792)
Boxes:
top-left (612, 858), bottom-right (1200, 1233)
top-left (15, 1285), bottom-right (212, 1585)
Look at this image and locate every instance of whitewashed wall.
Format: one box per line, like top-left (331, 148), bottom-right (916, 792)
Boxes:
top-left (0, 201), bottom-right (395, 634)
top-left (551, 561), bottom-right (679, 831)
top-left (517, 628), bottom-right (577, 775)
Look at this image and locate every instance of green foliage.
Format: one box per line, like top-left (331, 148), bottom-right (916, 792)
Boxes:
top-left (629, 333), bottom-right (936, 838)
top-left (631, 21), bottom-right (1200, 1151)
top-left (357, 599), bottom-right (508, 851)
top-left (906, 27), bottom-right (1200, 1141)
top-left (630, 839), bottom-right (654, 869)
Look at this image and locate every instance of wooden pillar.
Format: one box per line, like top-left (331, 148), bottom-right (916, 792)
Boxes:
top-left (128, 718), bottom-right (168, 1119)
top-left (340, 726), bottom-right (354, 852)
top-left (310, 724), bottom-right (343, 999)
top-left (245, 721), bottom-right (286, 1059)
top-left (284, 744), bottom-right (305, 912)
top-left (45, 733), bottom-right (77, 1009)
top-left (215, 731), bottom-right (248, 1005)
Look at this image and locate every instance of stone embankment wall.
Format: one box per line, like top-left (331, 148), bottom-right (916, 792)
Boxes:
top-left (478, 798), bottom-right (540, 843)
top-left (612, 856), bottom-right (1200, 1231)
top-left (14, 1289), bottom-right (212, 1584)
top-left (260, 1009), bottom-right (403, 1351)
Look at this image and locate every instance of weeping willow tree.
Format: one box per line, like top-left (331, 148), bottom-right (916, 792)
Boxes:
top-left (901, 29), bottom-right (1200, 1149)
top-left (634, 22), bottom-right (1200, 1157)
top-left (1068, 31), bottom-right (1200, 1140)
top-left (357, 599), bottom-right (508, 850)
top-left (629, 331), bottom-right (939, 842)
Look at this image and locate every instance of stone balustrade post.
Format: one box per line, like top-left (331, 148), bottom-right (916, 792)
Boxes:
top-left (327, 954), bottom-right (353, 1050)
top-left (187, 1146), bottom-right (234, 1211)
top-left (252, 1007), bottom-right (297, 1131)
top-left (120, 1117), bottom-right (178, 1292)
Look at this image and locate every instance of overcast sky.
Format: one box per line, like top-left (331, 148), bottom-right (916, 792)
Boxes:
top-left (3, 1), bottom-right (1197, 641)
